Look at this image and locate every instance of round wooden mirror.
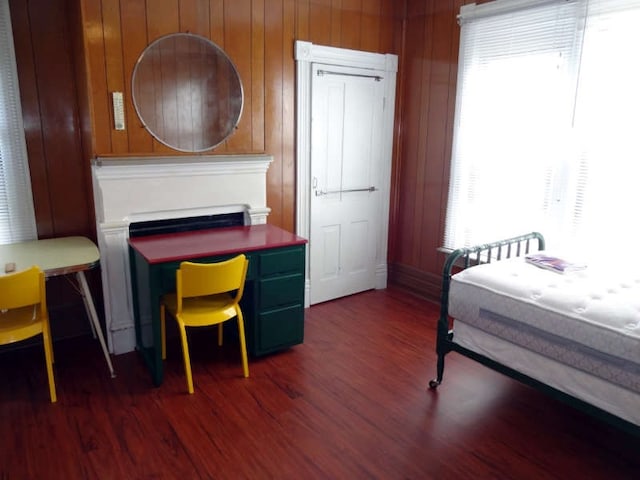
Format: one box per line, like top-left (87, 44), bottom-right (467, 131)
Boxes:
top-left (132, 33), bottom-right (243, 152)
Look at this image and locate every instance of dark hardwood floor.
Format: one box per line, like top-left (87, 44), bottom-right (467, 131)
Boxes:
top-left (1, 286), bottom-right (638, 479)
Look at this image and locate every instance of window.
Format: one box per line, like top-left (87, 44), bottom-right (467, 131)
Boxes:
top-left (444, 0), bottom-right (640, 256)
top-left (0, 0), bottom-right (36, 244)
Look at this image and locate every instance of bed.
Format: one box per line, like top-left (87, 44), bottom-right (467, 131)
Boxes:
top-left (429, 232), bottom-right (640, 435)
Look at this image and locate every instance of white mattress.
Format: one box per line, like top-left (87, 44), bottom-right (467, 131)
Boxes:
top-left (454, 321), bottom-right (640, 426)
top-left (448, 255), bottom-right (640, 426)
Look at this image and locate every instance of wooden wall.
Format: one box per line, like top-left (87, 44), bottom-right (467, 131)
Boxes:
top-left (389, 0), bottom-right (478, 300)
top-left (10, 0), bottom-right (93, 240)
top-left (9, 0), bottom-right (482, 328)
top-left (79, 0), bottom-right (402, 232)
top-left (7, 0), bottom-right (98, 340)
top-left (7, 0), bottom-right (404, 340)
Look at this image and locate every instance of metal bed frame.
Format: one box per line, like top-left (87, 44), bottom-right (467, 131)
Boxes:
top-left (428, 231), bottom-right (639, 437)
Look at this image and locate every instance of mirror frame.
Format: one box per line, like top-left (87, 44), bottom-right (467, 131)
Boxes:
top-left (131, 33), bottom-right (244, 152)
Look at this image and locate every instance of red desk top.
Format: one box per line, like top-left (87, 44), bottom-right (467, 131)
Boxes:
top-left (128, 224), bottom-right (307, 264)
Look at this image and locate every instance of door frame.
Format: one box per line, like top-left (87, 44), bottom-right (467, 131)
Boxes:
top-left (294, 41), bottom-right (398, 307)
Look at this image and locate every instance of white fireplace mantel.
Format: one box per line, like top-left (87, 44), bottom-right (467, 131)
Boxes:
top-left (91, 154), bottom-right (273, 354)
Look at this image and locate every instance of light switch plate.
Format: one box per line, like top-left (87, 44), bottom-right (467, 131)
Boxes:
top-left (112, 91), bottom-right (125, 130)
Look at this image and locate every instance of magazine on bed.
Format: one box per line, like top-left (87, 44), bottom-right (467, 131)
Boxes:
top-left (525, 253), bottom-right (586, 274)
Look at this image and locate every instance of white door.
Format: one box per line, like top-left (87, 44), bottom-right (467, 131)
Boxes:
top-left (309, 63), bottom-right (386, 305)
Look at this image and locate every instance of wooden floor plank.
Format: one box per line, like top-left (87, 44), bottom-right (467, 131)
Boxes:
top-left (1, 286), bottom-right (638, 479)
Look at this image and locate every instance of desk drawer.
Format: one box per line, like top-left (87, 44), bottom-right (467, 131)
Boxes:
top-left (259, 247), bottom-right (304, 277)
top-left (259, 274), bottom-right (304, 310)
top-left (257, 305), bottom-right (304, 353)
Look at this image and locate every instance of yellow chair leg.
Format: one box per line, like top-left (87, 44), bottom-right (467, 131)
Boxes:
top-left (42, 323), bottom-right (57, 403)
top-left (217, 323), bottom-right (223, 346)
top-left (178, 323), bottom-right (194, 394)
top-left (236, 311), bottom-right (249, 378)
top-left (160, 304), bottom-right (167, 360)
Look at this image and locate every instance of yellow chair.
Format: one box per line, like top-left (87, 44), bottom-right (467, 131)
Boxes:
top-left (0, 265), bottom-right (56, 402)
top-left (160, 254), bottom-right (250, 394)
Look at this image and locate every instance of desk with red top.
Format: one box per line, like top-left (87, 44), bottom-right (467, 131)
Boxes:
top-left (128, 224), bottom-right (307, 386)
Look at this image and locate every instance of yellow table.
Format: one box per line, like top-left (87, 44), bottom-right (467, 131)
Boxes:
top-left (0, 236), bottom-right (115, 377)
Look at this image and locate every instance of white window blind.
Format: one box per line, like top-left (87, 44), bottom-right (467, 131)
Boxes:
top-left (445, 0), bottom-right (640, 255)
top-left (569, 0), bottom-right (640, 252)
top-left (0, 0), bottom-right (36, 244)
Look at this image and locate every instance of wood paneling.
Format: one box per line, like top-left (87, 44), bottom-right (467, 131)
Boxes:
top-left (308, 0), bottom-right (332, 46)
top-left (76, 0), bottom-right (401, 233)
top-left (11, 0), bottom-right (477, 316)
top-left (8, 0), bottom-right (99, 338)
top-left (389, 0), bottom-right (478, 300)
top-left (102, 0), bottom-right (127, 154)
top-left (11, 0), bottom-right (92, 239)
top-left (223, 0), bottom-right (252, 152)
top-left (1, 288), bottom-right (638, 478)
top-left (8, 0), bottom-right (403, 339)
top-left (120, 1), bottom-right (153, 153)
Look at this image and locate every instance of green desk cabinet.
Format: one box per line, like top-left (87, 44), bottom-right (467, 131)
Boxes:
top-left (128, 224), bottom-right (307, 386)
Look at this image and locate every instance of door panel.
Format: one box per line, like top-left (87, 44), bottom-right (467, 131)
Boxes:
top-left (310, 64), bottom-right (385, 304)
top-left (318, 224), bottom-right (341, 280)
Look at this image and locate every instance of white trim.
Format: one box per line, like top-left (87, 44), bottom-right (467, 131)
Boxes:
top-left (295, 41), bottom-right (398, 71)
top-left (93, 155), bottom-right (272, 179)
top-left (91, 154), bottom-right (272, 354)
top-left (295, 41), bottom-right (397, 306)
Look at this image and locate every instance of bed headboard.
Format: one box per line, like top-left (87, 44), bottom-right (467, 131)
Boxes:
top-left (444, 231), bottom-right (545, 270)
top-left (439, 231), bottom-right (545, 324)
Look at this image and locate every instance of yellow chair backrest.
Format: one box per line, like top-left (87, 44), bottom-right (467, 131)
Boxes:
top-left (176, 254), bottom-right (248, 306)
top-left (0, 265), bottom-right (45, 311)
